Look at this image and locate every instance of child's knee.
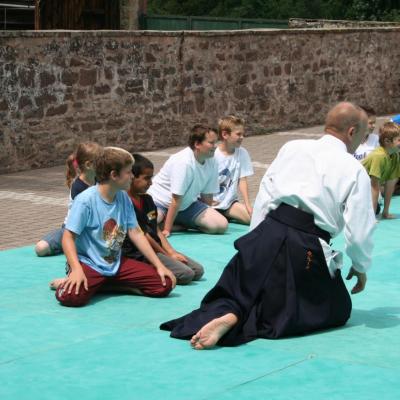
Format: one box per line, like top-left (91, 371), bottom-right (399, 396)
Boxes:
top-left (55, 286), bottom-right (90, 307)
top-left (177, 268), bottom-right (195, 285)
top-left (193, 265), bottom-right (204, 281)
top-left (35, 241), bottom-right (50, 257)
top-left (207, 218), bottom-right (228, 234)
top-left (145, 278), bottom-right (173, 297)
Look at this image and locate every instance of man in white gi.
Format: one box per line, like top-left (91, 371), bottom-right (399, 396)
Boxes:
top-left (160, 102), bottom-right (376, 349)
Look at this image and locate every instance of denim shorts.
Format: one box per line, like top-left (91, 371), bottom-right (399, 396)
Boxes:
top-left (155, 200), bottom-right (209, 229)
top-left (41, 226), bottom-right (65, 255)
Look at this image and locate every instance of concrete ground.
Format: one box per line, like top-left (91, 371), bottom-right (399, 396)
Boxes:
top-left (0, 118), bottom-right (390, 251)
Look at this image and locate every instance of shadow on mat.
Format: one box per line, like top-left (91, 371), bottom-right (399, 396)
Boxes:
top-left (348, 307), bottom-right (400, 329)
top-left (89, 291), bottom-right (182, 305)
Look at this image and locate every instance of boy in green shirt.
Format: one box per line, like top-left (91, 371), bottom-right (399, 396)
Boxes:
top-left (362, 122), bottom-right (400, 218)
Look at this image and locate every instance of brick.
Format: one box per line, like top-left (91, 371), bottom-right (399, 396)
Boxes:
top-left (61, 71), bottom-right (79, 86)
top-left (81, 122), bottom-right (102, 132)
top-left (46, 104), bottom-right (68, 117)
top-left (79, 69), bottom-right (97, 86)
top-left (94, 84), bottom-right (111, 95)
top-left (40, 71), bottom-right (56, 88)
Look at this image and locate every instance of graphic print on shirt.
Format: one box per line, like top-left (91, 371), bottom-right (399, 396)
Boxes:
top-left (102, 218), bottom-right (127, 264)
top-left (146, 210), bottom-right (157, 222)
top-left (218, 168), bottom-right (234, 197)
top-left (354, 152), bottom-right (366, 161)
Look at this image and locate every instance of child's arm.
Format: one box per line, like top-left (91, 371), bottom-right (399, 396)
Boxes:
top-left (157, 227), bottom-right (188, 264)
top-left (382, 178), bottom-right (398, 218)
top-left (162, 194), bottom-right (182, 237)
top-left (145, 232), bottom-right (168, 255)
top-left (238, 177), bottom-right (253, 215)
top-left (61, 230), bottom-right (88, 294)
top-left (370, 176), bottom-right (380, 214)
top-left (128, 227), bottom-right (176, 288)
top-left (199, 193), bottom-right (213, 206)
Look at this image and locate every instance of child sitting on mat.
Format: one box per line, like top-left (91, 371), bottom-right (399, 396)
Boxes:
top-left (362, 122), bottom-right (400, 219)
top-left (212, 116), bottom-right (254, 225)
top-left (122, 154), bottom-right (204, 285)
top-left (35, 142), bottom-right (102, 256)
top-left (148, 124), bottom-right (227, 237)
top-left (53, 147), bottom-right (176, 307)
top-left (353, 106), bottom-right (379, 161)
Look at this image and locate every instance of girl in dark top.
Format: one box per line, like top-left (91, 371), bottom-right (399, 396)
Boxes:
top-left (35, 142), bottom-right (103, 257)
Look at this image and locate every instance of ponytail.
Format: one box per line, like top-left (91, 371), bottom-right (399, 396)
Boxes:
top-left (65, 153), bottom-right (78, 188)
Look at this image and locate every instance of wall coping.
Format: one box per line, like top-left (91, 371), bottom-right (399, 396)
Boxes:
top-left (289, 17), bottom-right (400, 26)
top-left (1, 26), bottom-right (400, 40)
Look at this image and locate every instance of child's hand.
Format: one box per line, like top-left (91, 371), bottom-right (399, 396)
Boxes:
top-left (171, 252), bottom-right (188, 264)
top-left (246, 205), bottom-right (253, 216)
top-left (156, 265), bottom-right (177, 288)
top-left (346, 267), bottom-right (367, 294)
top-left (62, 269), bottom-right (88, 295)
top-left (162, 229), bottom-right (171, 238)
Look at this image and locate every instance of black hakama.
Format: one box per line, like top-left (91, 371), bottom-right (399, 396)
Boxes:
top-left (160, 203), bottom-right (352, 346)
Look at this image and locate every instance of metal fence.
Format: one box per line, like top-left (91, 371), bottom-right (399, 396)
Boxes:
top-left (139, 14), bottom-right (289, 31)
top-left (0, 1), bottom-right (35, 30)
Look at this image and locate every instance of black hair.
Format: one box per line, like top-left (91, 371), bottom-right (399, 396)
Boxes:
top-left (132, 153), bottom-right (154, 177)
top-left (359, 105), bottom-right (376, 117)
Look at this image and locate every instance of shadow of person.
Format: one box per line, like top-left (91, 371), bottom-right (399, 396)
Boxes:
top-left (348, 307), bottom-right (400, 329)
top-left (284, 306), bottom-right (400, 339)
top-left (88, 290), bottom-right (182, 305)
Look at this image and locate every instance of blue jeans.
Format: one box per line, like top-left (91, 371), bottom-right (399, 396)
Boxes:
top-left (41, 225), bottom-right (65, 255)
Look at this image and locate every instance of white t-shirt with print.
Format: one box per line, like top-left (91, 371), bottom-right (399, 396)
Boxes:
top-left (213, 146), bottom-right (254, 210)
top-left (148, 147), bottom-right (219, 211)
top-left (353, 134), bottom-right (379, 161)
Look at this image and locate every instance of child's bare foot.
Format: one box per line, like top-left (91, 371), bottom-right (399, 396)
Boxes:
top-left (171, 224), bottom-right (188, 232)
top-left (382, 213), bottom-right (396, 219)
top-left (49, 277), bottom-right (67, 290)
top-left (190, 313), bottom-right (238, 350)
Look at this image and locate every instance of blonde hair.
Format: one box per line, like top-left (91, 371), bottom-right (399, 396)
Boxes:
top-left (379, 122), bottom-right (400, 147)
top-left (218, 115), bottom-right (245, 140)
top-left (65, 142), bottom-right (103, 188)
top-left (95, 147), bottom-right (134, 183)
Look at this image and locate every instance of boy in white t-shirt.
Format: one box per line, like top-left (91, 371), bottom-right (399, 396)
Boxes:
top-left (148, 125), bottom-right (228, 237)
top-left (213, 116), bottom-right (254, 225)
top-left (353, 106), bottom-right (378, 161)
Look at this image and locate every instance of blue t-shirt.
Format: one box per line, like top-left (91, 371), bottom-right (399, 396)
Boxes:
top-left (391, 114), bottom-right (400, 125)
top-left (66, 185), bottom-right (138, 276)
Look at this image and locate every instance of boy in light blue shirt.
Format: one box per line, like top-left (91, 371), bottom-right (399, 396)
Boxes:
top-left (55, 147), bottom-right (176, 307)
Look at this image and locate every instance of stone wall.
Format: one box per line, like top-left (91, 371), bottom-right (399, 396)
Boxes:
top-left (1, 28), bottom-right (400, 173)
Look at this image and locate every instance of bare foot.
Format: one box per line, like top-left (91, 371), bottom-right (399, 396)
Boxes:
top-left (49, 277), bottom-right (66, 290)
top-left (190, 313), bottom-right (238, 350)
top-left (382, 213), bottom-right (396, 219)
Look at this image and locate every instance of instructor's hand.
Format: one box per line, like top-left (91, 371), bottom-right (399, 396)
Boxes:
top-left (346, 267), bottom-right (367, 294)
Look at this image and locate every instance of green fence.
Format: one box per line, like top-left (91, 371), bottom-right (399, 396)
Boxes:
top-left (139, 14), bottom-right (289, 31)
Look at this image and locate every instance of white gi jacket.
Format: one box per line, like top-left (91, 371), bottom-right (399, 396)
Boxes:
top-left (251, 134), bottom-right (376, 276)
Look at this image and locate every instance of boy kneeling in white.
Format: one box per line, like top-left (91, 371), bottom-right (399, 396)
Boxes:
top-left (148, 125), bottom-right (228, 237)
top-left (213, 116), bottom-right (254, 225)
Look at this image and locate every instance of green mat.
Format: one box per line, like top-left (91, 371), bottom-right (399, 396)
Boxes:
top-left (1, 199), bottom-right (400, 400)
